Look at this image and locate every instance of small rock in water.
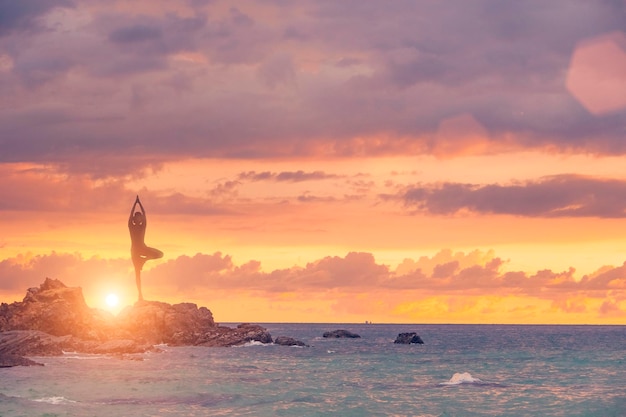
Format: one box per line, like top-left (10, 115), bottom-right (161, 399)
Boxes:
top-left (393, 332), bottom-right (424, 344)
top-left (274, 336), bottom-right (308, 347)
top-left (322, 329), bottom-right (361, 338)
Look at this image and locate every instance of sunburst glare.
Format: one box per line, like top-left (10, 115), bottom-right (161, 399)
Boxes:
top-left (105, 293), bottom-right (119, 309)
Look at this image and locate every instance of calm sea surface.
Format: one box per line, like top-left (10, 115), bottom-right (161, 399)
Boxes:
top-left (0, 324), bottom-right (624, 417)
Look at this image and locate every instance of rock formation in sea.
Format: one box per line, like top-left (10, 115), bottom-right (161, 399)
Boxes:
top-left (0, 278), bottom-right (273, 366)
top-left (322, 329), bottom-right (361, 338)
top-left (393, 332), bottom-right (424, 344)
top-left (274, 336), bottom-right (308, 347)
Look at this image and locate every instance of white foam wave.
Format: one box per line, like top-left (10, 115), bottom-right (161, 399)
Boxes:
top-left (33, 396), bottom-right (77, 405)
top-left (440, 372), bottom-right (482, 386)
top-left (237, 340), bottom-right (272, 347)
top-left (61, 353), bottom-right (108, 360)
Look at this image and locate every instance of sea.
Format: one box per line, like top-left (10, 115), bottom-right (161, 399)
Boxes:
top-left (0, 324), bottom-right (624, 417)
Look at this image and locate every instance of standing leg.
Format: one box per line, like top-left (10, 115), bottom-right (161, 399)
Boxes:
top-left (133, 256), bottom-right (146, 302)
top-left (135, 266), bottom-right (143, 302)
top-left (133, 247), bottom-right (162, 302)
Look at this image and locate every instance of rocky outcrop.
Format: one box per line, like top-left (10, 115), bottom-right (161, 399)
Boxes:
top-left (393, 332), bottom-right (424, 344)
top-left (323, 329), bottom-right (361, 338)
top-left (274, 336), bottom-right (308, 347)
top-left (0, 278), bottom-right (276, 366)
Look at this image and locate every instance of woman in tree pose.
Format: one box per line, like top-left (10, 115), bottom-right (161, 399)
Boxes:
top-left (128, 195), bottom-right (163, 301)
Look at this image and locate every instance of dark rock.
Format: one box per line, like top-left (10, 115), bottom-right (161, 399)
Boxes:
top-left (274, 336), bottom-right (308, 347)
top-left (0, 354), bottom-right (43, 367)
top-left (393, 332), bottom-right (424, 344)
top-left (198, 323), bottom-right (273, 347)
top-left (0, 330), bottom-right (70, 356)
top-left (323, 329), bottom-right (361, 338)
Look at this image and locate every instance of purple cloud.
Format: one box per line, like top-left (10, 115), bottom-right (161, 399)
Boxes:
top-left (1, 1), bottom-right (626, 175)
top-left (399, 175), bottom-right (626, 218)
top-left (109, 25), bottom-right (163, 44)
top-left (238, 170), bottom-right (340, 182)
top-left (0, 0), bottom-right (73, 37)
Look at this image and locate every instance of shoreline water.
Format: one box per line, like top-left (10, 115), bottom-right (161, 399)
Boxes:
top-left (1, 324), bottom-right (624, 417)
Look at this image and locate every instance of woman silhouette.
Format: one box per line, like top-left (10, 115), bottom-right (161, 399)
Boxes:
top-left (128, 195), bottom-right (163, 301)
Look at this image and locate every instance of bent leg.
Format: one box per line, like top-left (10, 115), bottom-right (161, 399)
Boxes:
top-left (140, 246), bottom-right (163, 261)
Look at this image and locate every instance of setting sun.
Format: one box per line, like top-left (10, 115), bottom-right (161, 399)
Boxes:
top-left (105, 293), bottom-right (119, 309)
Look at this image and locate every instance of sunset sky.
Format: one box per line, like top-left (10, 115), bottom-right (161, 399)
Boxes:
top-left (2, 0), bottom-right (626, 324)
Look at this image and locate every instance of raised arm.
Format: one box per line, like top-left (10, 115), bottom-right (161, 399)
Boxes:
top-left (136, 196), bottom-right (146, 216)
top-left (129, 200), bottom-right (136, 216)
top-left (129, 199), bottom-right (137, 225)
top-left (128, 195), bottom-right (144, 226)
top-left (135, 196), bottom-right (147, 227)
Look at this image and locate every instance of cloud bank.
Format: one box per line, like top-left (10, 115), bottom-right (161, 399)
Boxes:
top-left (1, 249), bottom-right (623, 321)
top-left (1, 1), bottom-right (626, 175)
top-left (398, 175), bottom-right (626, 218)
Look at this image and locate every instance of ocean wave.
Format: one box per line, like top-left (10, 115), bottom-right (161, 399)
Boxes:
top-left (33, 396), bottom-right (77, 405)
top-left (236, 340), bottom-right (272, 347)
top-left (439, 372), bottom-right (482, 386)
top-left (61, 353), bottom-right (109, 360)
top-left (437, 372), bottom-right (508, 389)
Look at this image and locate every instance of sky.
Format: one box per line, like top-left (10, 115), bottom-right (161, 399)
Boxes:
top-left (1, 0), bottom-right (626, 324)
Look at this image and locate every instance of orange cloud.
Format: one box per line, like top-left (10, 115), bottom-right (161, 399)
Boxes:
top-left (1, 249), bottom-right (624, 323)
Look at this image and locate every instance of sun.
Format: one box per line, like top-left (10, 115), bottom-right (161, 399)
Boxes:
top-left (105, 293), bottom-right (119, 308)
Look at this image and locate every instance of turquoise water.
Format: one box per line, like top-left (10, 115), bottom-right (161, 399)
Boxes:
top-left (0, 324), bottom-right (624, 416)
